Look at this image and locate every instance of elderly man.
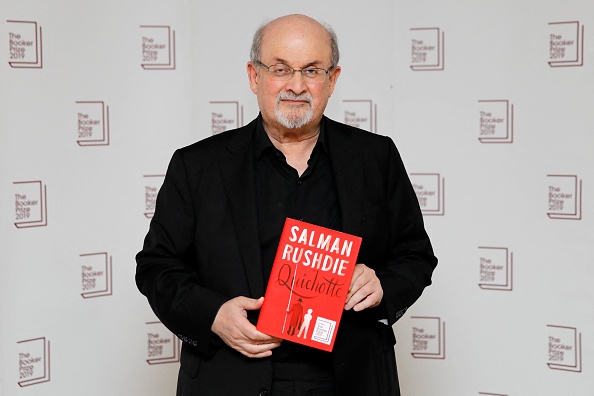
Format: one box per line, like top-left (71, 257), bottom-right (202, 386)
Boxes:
top-left (136, 14), bottom-right (437, 396)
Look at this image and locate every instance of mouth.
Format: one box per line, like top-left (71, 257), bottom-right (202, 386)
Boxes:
top-left (281, 99), bottom-right (310, 106)
top-left (277, 93), bottom-right (313, 107)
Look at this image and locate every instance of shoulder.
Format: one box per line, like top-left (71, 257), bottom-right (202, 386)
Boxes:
top-left (323, 116), bottom-right (396, 155)
top-left (176, 118), bottom-right (257, 163)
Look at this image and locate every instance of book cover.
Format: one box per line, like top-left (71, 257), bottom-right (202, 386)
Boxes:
top-left (257, 218), bottom-right (362, 352)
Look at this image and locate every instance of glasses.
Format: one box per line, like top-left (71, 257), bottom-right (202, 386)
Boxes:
top-left (255, 61), bottom-right (332, 82)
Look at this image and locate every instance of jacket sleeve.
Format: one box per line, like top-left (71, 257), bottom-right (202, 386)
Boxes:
top-left (135, 149), bottom-right (227, 356)
top-left (373, 136), bottom-right (438, 325)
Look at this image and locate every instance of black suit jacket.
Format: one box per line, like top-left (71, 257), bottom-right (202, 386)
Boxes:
top-left (136, 116), bottom-right (437, 396)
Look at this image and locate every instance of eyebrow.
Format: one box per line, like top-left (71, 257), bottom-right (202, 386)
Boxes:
top-left (272, 57), bottom-right (324, 68)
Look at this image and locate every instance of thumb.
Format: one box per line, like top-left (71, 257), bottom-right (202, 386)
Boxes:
top-left (239, 296), bottom-right (264, 311)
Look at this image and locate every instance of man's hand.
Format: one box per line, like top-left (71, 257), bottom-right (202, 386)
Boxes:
top-left (345, 264), bottom-right (384, 311)
top-left (211, 296), bottom-right (281, 358)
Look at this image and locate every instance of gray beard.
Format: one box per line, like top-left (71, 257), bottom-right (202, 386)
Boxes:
top-left (274, 92), bottom-right (314, 129)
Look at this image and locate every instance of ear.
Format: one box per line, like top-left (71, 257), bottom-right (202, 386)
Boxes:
top-left (247, 61), bottom-right (259, 94)
top-left (327, 66), bottom-right (341, 96)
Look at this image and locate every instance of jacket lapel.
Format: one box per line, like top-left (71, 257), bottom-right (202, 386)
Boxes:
top-left (324, 117), bottom-right (364, 237)
top-left (218, 120), bottom-right (264, 298)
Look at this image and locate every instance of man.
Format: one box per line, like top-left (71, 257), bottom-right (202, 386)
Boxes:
top-left (286, 298), bottom-right (303, 337)
top-left (136, 14), bottom-right (437, 396)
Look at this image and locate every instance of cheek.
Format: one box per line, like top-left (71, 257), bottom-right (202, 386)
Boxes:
top-left (257, 86), bottom-right (280, 113)
top-left (310, 82), bottom-right (330, 96)
top-left (310, 86), bottom-right (331, 107)
top-left (263, 79), bottom-right (283, 94)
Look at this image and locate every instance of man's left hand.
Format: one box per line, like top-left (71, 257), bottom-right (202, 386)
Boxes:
top-left (344, 264), bottom-right (383, 311)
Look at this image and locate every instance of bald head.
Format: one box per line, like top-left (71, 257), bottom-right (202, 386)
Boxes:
top-left (250, 14), bottom-right (340, 68)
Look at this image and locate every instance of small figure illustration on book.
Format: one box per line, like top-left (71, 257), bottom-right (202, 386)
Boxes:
top-left (286, 298), bottom-right (303, 336)
top-left (298, 309), bottom-right (314, 339)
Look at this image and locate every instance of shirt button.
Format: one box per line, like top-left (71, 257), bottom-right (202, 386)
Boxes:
top-left (297, 180), bottom-right (302, 185)
top-left (259, 389), bottom-right (269, 396)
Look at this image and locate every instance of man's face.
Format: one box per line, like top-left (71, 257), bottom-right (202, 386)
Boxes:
top-left (247, 16), bottom-right (341, 132)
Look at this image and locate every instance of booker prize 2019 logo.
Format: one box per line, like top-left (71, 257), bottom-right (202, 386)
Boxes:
top-left (410, 27), bottom-right (444, 71)
top-left (144, 175), bottom-right (165, 218)
top-left (410, 316), bottom-right (445, 359)
top-left (478, 100), bottom-right (514, 143)
top-left (140, 25), bottom-right (176, 70)
top-left (547, 174), bottom-right (582, 220)
top-left (478, 246), bottom-right (513, 291)
top-left (210, 101), bottom-right (244, 135)
top-left (80, 252), bottom-right (113, 298)
top-left (7, 20), bottom-right (43, 68)
top-left (17, 337), bottom-right (51, 387)
top-left (410, 173), bottom-right (445, 216)
top-left (13, 181), bottom-right (48, 228)
top-left (342, 100), bottom-right (377, 133)
top-left (547, 325), bottom-right (582, 372)
top-left (76, 101), bottom-right (110, 146)
top-left (145, 322), bottom-right (180, 364)
top-left (548, 21), bottom-right (584, 67)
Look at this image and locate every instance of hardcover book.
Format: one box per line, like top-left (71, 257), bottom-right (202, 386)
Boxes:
top-left (257, 218), bottom-right (362, 352)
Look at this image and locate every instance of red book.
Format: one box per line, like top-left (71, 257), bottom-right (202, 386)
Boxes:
top-left (257, 218), bottom-right (362, 352)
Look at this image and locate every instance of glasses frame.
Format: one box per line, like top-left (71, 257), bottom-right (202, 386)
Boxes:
top-left (255, 61), bottom-right (333, 82)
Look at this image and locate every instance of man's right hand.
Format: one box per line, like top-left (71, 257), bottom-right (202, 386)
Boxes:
top-left (211, 296), bottom-right (282, 358)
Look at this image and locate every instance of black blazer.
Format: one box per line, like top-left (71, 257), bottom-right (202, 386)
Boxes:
top-left (136, 116), bottom-right (437, 396)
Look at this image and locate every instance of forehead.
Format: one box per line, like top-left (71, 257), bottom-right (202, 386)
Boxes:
top-left (260, 19), bottom-right (332, 65)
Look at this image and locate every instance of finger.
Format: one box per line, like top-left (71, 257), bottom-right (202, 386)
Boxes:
top-left (236, 296), bottom-right (264, 311)
top-left (244, 348), bottom-right (275, 358)
top-left (219, 329), bottom-right (277, 358)
top-left (239, 340), bottom-right (282, 358)
top-left (348, 266), bottom-right (365, 293)
top-left (345, 277), bottom-right (383, 310)
top-left (352, 289), bottom-right (383, 311)
top-left (345, 286), bottom-right (369, 310)
top-left (347, 267), bottom-right (366, 301)
top-left (244, 326), bottom-right (283, 343)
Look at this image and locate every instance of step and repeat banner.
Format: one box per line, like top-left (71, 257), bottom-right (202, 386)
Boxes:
top-left (1, 0), bottom-right (592, 395)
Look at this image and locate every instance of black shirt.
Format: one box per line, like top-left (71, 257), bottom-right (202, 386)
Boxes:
top-left (254, 116), bottom-right (340, 367)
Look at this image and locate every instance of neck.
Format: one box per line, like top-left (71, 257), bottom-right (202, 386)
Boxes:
top-left (263, 119), bottom-right (321, 145)
top-left (263, 121), bottom-right (321, 176)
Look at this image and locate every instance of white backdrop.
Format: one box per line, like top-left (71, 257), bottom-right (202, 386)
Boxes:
top-left (1, 1), bottom-right (592, 395)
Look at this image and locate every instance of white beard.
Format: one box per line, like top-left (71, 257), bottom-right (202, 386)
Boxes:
top-left (274, 92), bottom-right (314, 129)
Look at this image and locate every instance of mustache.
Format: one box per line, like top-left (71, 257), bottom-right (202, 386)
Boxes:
top-left (276, 92), bottom-right (313, 105)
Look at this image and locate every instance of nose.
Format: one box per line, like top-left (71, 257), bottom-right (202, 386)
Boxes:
top-left (284, 70), bottom-right (307, 94)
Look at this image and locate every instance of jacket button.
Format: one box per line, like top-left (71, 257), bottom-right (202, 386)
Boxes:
top-left (259, 389), bottom-right (268, 396)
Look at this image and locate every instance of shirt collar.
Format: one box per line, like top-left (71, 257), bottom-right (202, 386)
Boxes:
top-left (253, 114), bottom-right (327, 159)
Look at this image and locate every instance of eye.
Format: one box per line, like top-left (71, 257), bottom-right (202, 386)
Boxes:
top-left (302, 68), bottom-right (322, 77)
top-left (270, 64), bottom-right (292, 75)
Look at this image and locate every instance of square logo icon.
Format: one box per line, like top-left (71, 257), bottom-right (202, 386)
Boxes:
top-left (410, 27), bottom-right (445, 71)
top-left (547, 174), bottom-right (582, 220)
top-left (547, 325), bottom-right (582, 372)
top-left (140, 25), bottom-right (176, 70)
top-left (80, 252), bottom-right (113, 298)
top-left (410, 316), bottom-right (446, 359)
top-left (548, 21), bottom-right (584, 67)
top-left (17, 337), bottom-right (50, 387)
top-left (209, 101), bottom-right (244, 135)
top-left (145, 321), bottom-right (180, 364)
top-left (13, 181), bottom-right (47, 228)
top-left (7, 20), bottom-right (43, 68)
